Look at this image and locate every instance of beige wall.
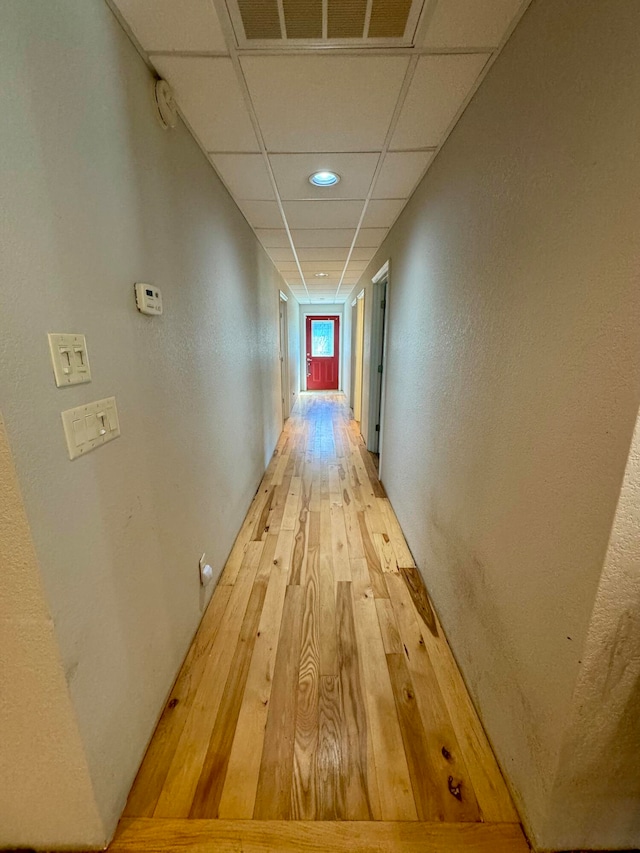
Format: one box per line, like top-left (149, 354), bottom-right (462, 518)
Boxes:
top-left (285, 295), bottom-right (301, 414)
top-left (545, 411), bottom-right (640, 848)
top-left (345, 0), bottom-right (640, 848)
top-left (0, 0), bottom-right (290, 846)
top-left (299, 305), bottom-right (345, 391)
top-left (0, 417), bottom-right (105, 848)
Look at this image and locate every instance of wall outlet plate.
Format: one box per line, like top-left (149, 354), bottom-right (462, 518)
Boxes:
top-left (48, 333), bottom-right (91, 386)
top-left (61, 396), bottom-right (120, 460)
top-left (199, 553), bottom-right (214, 586)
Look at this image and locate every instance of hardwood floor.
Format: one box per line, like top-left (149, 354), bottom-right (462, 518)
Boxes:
top-left (112, 393), bottom-right (527, 852)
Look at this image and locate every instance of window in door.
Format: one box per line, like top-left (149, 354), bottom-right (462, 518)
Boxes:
top-left (311, 320), bottom-right (335, 357)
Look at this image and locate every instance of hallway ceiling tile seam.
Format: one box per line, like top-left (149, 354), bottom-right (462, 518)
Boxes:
top-left (333, 54), bottom-right (419, 301)
top-left (212, 1), bottom-right (416, 302)
top-left (211, 0), bottom-right (313, 302)
top-left (335, 0), bottom-right (533, 301)
top-left (106, 0), bottom-right (534, 304)
top-left (144, 46), bottom-right (502, 58)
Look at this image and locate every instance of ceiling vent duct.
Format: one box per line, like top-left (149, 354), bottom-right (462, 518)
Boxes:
top-left (226, 0), bottom-right (426, 49)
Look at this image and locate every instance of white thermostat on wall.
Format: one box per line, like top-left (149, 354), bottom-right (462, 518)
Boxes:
top-left (134, 282), bottom-right (163, 315)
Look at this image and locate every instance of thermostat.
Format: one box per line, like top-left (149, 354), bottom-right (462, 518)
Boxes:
top-left (135, 282), bottom-right (163, 315)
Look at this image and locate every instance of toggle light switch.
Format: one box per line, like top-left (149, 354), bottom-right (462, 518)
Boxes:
top-left (59, 348), bottom-right (72, 375)
top-left (48, 334), bottom-right (92, 386)
top-left (96, 412), bottom-right (108, 436)
top-left (61, 397), bottom-right (120, 460)
top-left (74, 346), bottom-right (88, 372)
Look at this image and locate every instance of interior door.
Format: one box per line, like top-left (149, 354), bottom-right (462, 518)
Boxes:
top-left (306, 315), bottom-right (339, 390)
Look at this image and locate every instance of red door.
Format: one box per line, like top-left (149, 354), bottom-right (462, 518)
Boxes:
top-left (306, 315), bottom-right (340, 390)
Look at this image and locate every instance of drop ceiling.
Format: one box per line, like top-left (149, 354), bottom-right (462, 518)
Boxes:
top-left (108, 0), bottom-right (531, 303)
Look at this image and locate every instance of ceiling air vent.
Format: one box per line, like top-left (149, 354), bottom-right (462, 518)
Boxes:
top-left (225, 0), bottom-right (427, 49)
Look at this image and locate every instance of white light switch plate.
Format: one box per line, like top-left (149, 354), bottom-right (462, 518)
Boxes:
top-left (48, 333), bottom-right (91, 386)
top-left (61, 396), bottom-right (120, 460)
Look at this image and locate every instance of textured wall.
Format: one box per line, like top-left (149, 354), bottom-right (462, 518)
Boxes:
top-left (286, 295), bottom-right (301, 411)
top-left (346, 0), bottom-right (640, 848)
top-left (0, 0), bottom-right (287, 845)
top-left (545, 413), bottom-right (640, 849)
top-left (0, 417), bottom-right (105, 847)
top-left (299, 305), bottom-right (345, 390)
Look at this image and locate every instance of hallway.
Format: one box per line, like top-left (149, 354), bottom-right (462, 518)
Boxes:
top-left (111, 394), bottom-right (528, 851)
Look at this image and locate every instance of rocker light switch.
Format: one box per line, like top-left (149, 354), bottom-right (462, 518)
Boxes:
top-left (48, 333), bottom-right (91, 386)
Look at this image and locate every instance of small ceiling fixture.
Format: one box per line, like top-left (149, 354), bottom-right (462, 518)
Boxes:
top-left (315, 272), bottom-right (330, 278)
top-left (153, 79), bottom-right (177, 130)
top-left (309, 171), bottom-right (340, 187)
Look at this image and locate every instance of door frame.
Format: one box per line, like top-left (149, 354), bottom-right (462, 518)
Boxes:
top-left (303, 310), bottom-right (343, 391)
top-left (279, 291), bottom-right (290, 421)
top-left (351, 289), bottom-right (365, 422)
top-left (367, 261), bottom-right (390, 475)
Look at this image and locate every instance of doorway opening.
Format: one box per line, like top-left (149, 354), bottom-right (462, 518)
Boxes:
top-left (367, 261), bottom-right (390, 475)
top-left (278, 292), bottom-right (290, 421)
top-left (305, 315), bottom-right (340, 390)
top-left (351, 290), bottom-right (365, 424)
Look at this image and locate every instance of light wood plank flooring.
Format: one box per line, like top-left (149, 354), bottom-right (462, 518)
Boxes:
top-left (112, 393), bottom-right (527, 852)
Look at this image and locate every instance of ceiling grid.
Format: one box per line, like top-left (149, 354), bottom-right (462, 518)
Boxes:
top-left (107, 0), bottom-right (532, 302)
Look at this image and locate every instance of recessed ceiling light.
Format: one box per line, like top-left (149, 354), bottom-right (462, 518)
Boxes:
top-left (309, 171), bottom-right (340, 188)
top-left (315, 272), bottom-right (330, 277)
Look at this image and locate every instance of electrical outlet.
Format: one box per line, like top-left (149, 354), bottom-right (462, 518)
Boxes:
top-left (199, 553), bottom-right (214, 586)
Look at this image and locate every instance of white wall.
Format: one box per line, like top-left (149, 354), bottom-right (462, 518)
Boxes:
top-left (0, 417), bottom-right (104, 848)
top-left (346, 0), bottom-right (640, 849)
top-left (545, 411), bottom-right (640, 849)
top-left (285, 295), bottom-right (301, 413)
top-left (299, 304), bottom-right (345, 390)
top-left (0, 0), bottom-right (288, 845)
top-left (340, 301), bottom-right (353, 405)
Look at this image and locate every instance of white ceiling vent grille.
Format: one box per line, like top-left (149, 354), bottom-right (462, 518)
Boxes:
top-left (226, 0), bottom-right (427, 49)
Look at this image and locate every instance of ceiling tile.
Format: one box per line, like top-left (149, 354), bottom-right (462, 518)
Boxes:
top-left (210, 154), bottom-right (274, 200)
top-left (151, 57), bottom-right (259, 152)
top-left (276, 262), bottom-right (302, 271)
top-left (373, 151), bottom-right (435, 199)
top-left (265, 247), bottom-right (295, 262)
top-left (354, 228), bottom-right (388, 247)
top-left (390, 54), bottom-right (489, 150)
top-left (283, 200), bottom-right (364, 230)
top-left (256, 229), bottom-right (290, 247)
top-left (291, 229), bottom-right (356, 248)
top-left (350, 247), bottom-right (377, 261)
top-left (421, 0), bottom-right (526, 48)
top-left (296, 248), bottom-right (349, 262)
top-left (112, 0), bottom-right (228, 52)
top-left (236, 200), bottom-right (284, 229)
top-left (305, 277), bottom-right (341, 286)
top-left (240, 56), bottom-right (409, 152)
top-left (269, 153), bottom-right (380, 200)
top-left (301, 261), bottom-right (347, 272)
top-left (362, 199), bottom-right (405, 229)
